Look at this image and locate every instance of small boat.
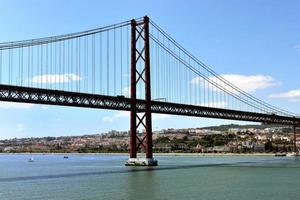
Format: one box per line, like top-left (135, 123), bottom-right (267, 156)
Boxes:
top-left (287, 152), bottom-right (300, 157)
top-left (28, 156), bottom-right (34, 162)
top-left (275, 152), bottom-right (286, 157)
top-left (63, 156), bottom-right (69, 159)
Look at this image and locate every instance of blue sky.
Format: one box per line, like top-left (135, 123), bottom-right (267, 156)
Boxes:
top-left (0, 0), bottom-right (299, 139)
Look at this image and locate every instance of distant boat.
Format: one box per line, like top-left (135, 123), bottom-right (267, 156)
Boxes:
top-left (287, 152), bottom-right (300, 157)
top-left (275, 152), bottom-right (286, 157)
top-left (28, 155), bottom-right (34, 162)
top-left (63, 156), bottom-right (69, 159)
top-left (287, 146), bottom-right (300, 157)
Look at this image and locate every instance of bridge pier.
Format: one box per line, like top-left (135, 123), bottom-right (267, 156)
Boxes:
top-left (125, 16), bottom-right (157, 166)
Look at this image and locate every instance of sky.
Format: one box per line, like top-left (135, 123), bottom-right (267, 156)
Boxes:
top-left (0, 0), bottom-right (299, 139)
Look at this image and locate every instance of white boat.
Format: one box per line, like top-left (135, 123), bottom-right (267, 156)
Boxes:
top-left (287, 152), bottom-right (300, 157)
top-left (275, 152), bottom-right (286, 157)
top-left (28, 155), bottom-right (34, 162)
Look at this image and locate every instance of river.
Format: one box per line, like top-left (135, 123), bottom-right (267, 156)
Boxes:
top-left (0, 154), bottom-right (300, 200)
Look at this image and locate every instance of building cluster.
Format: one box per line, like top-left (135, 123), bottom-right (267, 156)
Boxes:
top-left (0, 125), bottom-right (296, 153)
top-left (153, 126), bottom-right (294, 153)
top-left (0, 130), bottom-right (129, 153)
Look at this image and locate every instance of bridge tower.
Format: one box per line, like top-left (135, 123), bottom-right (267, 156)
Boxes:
top-left (125, 16), bottom-right (158, 166)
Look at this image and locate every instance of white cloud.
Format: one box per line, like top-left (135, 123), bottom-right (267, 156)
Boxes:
top-left (269, 89), bottom-right (300, 102)
top-left (122, 73), bottom-right (129, 78)
top-left (41, 106), bottom-right (49, 110)
top-left (191, 74), bottom-right (279, 93)
top-left (102, 111), bottom-right (129, 123)
top-left (102, 112), bottom-right (171, 123)
top-left (122, 86), bottom-right (131, 97)
top-left (0, 102), bottom-right (34, 109)
top-left (290, 99), bottom-right (300, 102)
top-left (197, 101), bottom-right (227, 108)
top-left (16, 123), bottom-right (25, 132)
top-left (122, 86), bottom-right (144, 98)
top-left (31, 74), bottom-right (81, 84)
top-left (152, 114), bottom-right (171, 120)
top-left (295, 45), bottom-right (300, 53)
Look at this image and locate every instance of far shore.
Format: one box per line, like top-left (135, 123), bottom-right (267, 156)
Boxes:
top-left (0, 152), bottom-right (278, 156)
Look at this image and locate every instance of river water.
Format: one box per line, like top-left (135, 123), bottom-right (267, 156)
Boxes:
top-left (0, 154), bottom-right (300, 200)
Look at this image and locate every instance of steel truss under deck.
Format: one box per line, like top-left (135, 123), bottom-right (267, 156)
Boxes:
top-left (0, 84), bottom-right (299, 126)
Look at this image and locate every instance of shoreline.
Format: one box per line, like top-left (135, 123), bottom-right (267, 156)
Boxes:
top-left (0, 152), bottom-right (278, 156)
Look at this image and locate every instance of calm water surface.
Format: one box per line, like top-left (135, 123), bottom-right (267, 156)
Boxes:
top-left (0, 154), bottom-right (300, 200)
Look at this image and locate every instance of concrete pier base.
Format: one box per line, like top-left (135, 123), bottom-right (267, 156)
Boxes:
top-left (125, 158), bottom-right (158, 166)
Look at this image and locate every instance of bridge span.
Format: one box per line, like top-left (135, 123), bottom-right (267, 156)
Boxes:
top-left (0, 16), bottom-right (299, 165)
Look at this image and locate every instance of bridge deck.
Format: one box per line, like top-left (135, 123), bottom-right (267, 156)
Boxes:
top-left (0, 84), bottom-right (298, 126)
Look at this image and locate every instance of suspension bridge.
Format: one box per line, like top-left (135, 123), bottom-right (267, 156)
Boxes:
top-left (0, 16), bottom-right (299, 166)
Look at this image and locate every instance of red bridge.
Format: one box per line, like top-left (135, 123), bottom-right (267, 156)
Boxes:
top-left (0, 16), bottom-right (299, 165)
